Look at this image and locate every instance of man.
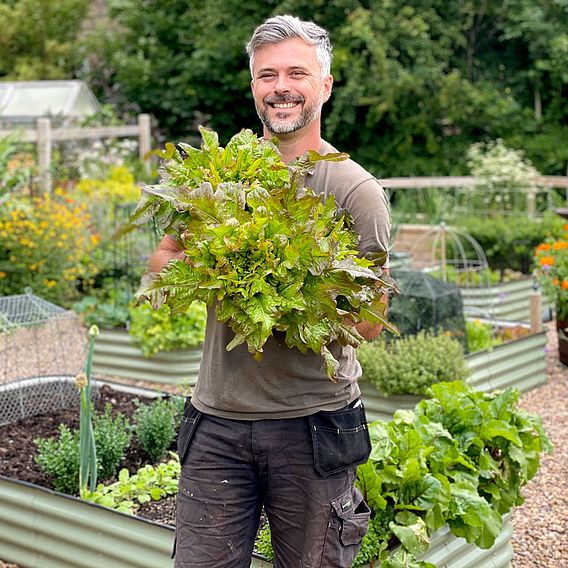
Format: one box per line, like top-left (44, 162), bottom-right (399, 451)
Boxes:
top-left (150, 15), bottom-right (391, 567)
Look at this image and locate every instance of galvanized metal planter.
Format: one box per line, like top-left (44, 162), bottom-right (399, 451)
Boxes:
top-left (0, 476), bottom-right (512, 568)
top-left (92, 328), bottom-right (201, 385)
top-left (361, 329), bottom-right (547, 422)
top-left (248, 517), bottom-right (514, 568)
top-left (460, 278), bottom-right (549, 322)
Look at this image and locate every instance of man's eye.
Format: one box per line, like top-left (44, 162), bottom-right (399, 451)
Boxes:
top-left (291, 71), bottom-right (306, 77)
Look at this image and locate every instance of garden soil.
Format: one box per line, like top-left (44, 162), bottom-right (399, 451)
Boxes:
top-left (1, 322), bottom-right (567, 567)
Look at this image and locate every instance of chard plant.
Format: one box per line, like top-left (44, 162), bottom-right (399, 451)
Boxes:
top-left (354, 381), bottom-right (552, 567)
top-left (129, 128), bottom-right (397, 379)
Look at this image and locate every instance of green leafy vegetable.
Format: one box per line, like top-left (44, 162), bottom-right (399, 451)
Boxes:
top-left (132, 127), bottom-right (397, 379)
top-left (356, 381), bottom-right (552, 565)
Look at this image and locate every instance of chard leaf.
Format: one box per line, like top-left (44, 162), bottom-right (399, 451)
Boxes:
top-left (389, 512), bottom-right (430, 556)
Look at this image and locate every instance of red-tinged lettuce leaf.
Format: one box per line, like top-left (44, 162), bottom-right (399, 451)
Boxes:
top-left (133, 128), bottom-right (398, 379)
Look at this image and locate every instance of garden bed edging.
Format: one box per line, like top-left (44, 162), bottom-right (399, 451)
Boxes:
top-left (361, 328), bottom-right (547, 422)
top-left (92, 328), bottom-right (201, 385)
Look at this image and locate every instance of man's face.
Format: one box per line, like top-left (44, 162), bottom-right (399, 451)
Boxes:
top-left (250, 38), bottom-right (333, 136)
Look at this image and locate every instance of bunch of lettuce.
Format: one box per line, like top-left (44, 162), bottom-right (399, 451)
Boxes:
top-left (131, 127), bottom-right (396, 380)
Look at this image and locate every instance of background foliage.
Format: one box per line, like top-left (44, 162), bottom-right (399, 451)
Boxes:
top-left (2, 0), bottom-right (566, 176)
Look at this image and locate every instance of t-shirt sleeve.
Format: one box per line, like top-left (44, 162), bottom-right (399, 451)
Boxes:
top-left (342, 177), bottom-right (391, 266)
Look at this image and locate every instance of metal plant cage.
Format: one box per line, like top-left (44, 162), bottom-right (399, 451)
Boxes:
top-left (388, 269), bottom-right (468, 349)
top-left (0, 291), bottom-right (91, 426)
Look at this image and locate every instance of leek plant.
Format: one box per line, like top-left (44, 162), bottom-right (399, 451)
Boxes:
top-left (77, 324), bottom-right (99, 497)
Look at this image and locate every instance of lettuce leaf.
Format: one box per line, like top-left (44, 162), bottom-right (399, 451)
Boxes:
top-left (133, 127), bottom-right (397, 379)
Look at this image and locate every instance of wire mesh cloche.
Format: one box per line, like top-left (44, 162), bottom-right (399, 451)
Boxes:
top-left (408, 223), bottom-right (502, 320)
top-left (0, 290), bottom-right (88, 425)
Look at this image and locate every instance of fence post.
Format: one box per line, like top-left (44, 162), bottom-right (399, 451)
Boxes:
top-left (138, 113), bottom-right (152, 176)
top-left (36, 118), bottom-right (52, 194)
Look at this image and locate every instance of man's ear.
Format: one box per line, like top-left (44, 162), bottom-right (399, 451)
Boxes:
top-left (322, 74), bottom-right (333, 103)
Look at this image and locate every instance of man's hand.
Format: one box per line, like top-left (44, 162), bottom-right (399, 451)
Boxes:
top-left (148, 235), bottom-right (186, 273)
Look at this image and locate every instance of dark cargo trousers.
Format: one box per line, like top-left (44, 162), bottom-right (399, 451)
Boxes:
top-left (174, 400), bottom-right (371, 567)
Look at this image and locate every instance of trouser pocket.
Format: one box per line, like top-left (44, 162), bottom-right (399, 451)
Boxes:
top-left (309, 399), bottom-right (371, 477)
top-left (320, 486), bottom-right (371, 567)
top-left (176, 398), bottom-right (202, 466)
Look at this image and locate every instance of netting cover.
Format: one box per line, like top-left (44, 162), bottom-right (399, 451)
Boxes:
top-left (0, 292), bottom-right (89, 425)
top-left (388, 269), bottom-right (467, 348)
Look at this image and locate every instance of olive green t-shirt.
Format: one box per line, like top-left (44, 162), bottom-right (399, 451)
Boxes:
top-left (191, 140), bottom-right (391, 419)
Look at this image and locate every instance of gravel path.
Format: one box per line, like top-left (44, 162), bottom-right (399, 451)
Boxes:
top-left (511, 322), bottom-right (568, 567)
top-left (1, 322), bottom-right (566, 568)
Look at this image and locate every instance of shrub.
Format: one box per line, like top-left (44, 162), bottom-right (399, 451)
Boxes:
top-left (35, 424), bottom-right (80, 494)
top-left (93, 403), bottom-right (133, 481)
top-left (0, 192), bottom-right (99, 305)
top-left (129, 301), bottom-right (207, 356)
top-left (455, 212), bottom-right (564, 276)
top-left (134, 397), bottom-right (183, 462)
top-left (35, 404), bottom-right (133, 493)
top-left (358, 331), bottom-right (470, 396)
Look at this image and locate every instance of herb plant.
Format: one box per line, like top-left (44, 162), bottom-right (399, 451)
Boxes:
top-left (357, 331), bottom-right (470, 396)
top-left (133, 397), bottom-right (183, 462)
top-left (83, 455), bottom-right (181, 514)
top-left (130, 128), bottom-right (396, 379)
top-left (129, 301), bottom-right (207, 356)
top-left (355, 381), bottom-right (552, 567)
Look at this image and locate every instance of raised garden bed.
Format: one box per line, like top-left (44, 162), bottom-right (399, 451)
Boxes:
top-left (361, 325), bottom-right (547, 422)
top-left (92, 328), bottom-right (201, 385)
top-left (0, 474), bottom-right (513, 568)
top-left (460, 277), bottom-right (550, 322)
top-left (0, 379), bottom-right (518, 568)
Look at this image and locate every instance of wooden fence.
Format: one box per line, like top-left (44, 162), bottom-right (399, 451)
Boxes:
top-left (0, 114), bottom-right (152, 193)
top-left (378, 175), bottom-right (568, 216)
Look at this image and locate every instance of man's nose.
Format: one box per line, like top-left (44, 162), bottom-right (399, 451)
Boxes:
top-left (274, 74), bottom-right (291, 93)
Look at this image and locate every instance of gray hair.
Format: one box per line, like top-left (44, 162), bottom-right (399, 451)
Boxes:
top-left (246, 15), bottom-right (332, 78)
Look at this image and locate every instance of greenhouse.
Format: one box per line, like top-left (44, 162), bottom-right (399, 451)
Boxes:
top-left (0, 80), bottom-right (101, 128)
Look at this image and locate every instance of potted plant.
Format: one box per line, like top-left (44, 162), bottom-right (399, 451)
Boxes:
top-left (534, 228), bottom-right (568, 366)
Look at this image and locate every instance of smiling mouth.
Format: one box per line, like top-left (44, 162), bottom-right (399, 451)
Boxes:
top-left (265, 96), bottom-right (303, 111)
top-left (271, 102), bottom-right (298, 109)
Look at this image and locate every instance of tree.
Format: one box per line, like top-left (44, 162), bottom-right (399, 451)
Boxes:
top-left (0, 0), bottom-right (89, 79)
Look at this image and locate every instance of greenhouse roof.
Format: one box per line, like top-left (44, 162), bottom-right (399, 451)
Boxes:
top-left (0, 80), bottom-right (101, 125)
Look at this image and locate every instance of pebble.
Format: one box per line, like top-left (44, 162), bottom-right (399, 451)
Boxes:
top-left (511, 322), bottom-right (568, 567)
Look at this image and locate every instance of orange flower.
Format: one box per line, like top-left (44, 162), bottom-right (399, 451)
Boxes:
top-left (553, 278), bottom-right (560, 286)
top-left (563, 281), bottom-right (568, 290)
top-left (538, 256), bottom-right (555, 266)
top-left (536, 243), bottom-right (551, 252)
top-left (553, 241), bottom-right (568, 250)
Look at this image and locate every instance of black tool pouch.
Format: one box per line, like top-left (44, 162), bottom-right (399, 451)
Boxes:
top-left (309, 400), bottom-right (371, 478)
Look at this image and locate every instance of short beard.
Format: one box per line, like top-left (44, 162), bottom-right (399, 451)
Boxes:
top-left (256, 93), bottom-right (323, 135)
